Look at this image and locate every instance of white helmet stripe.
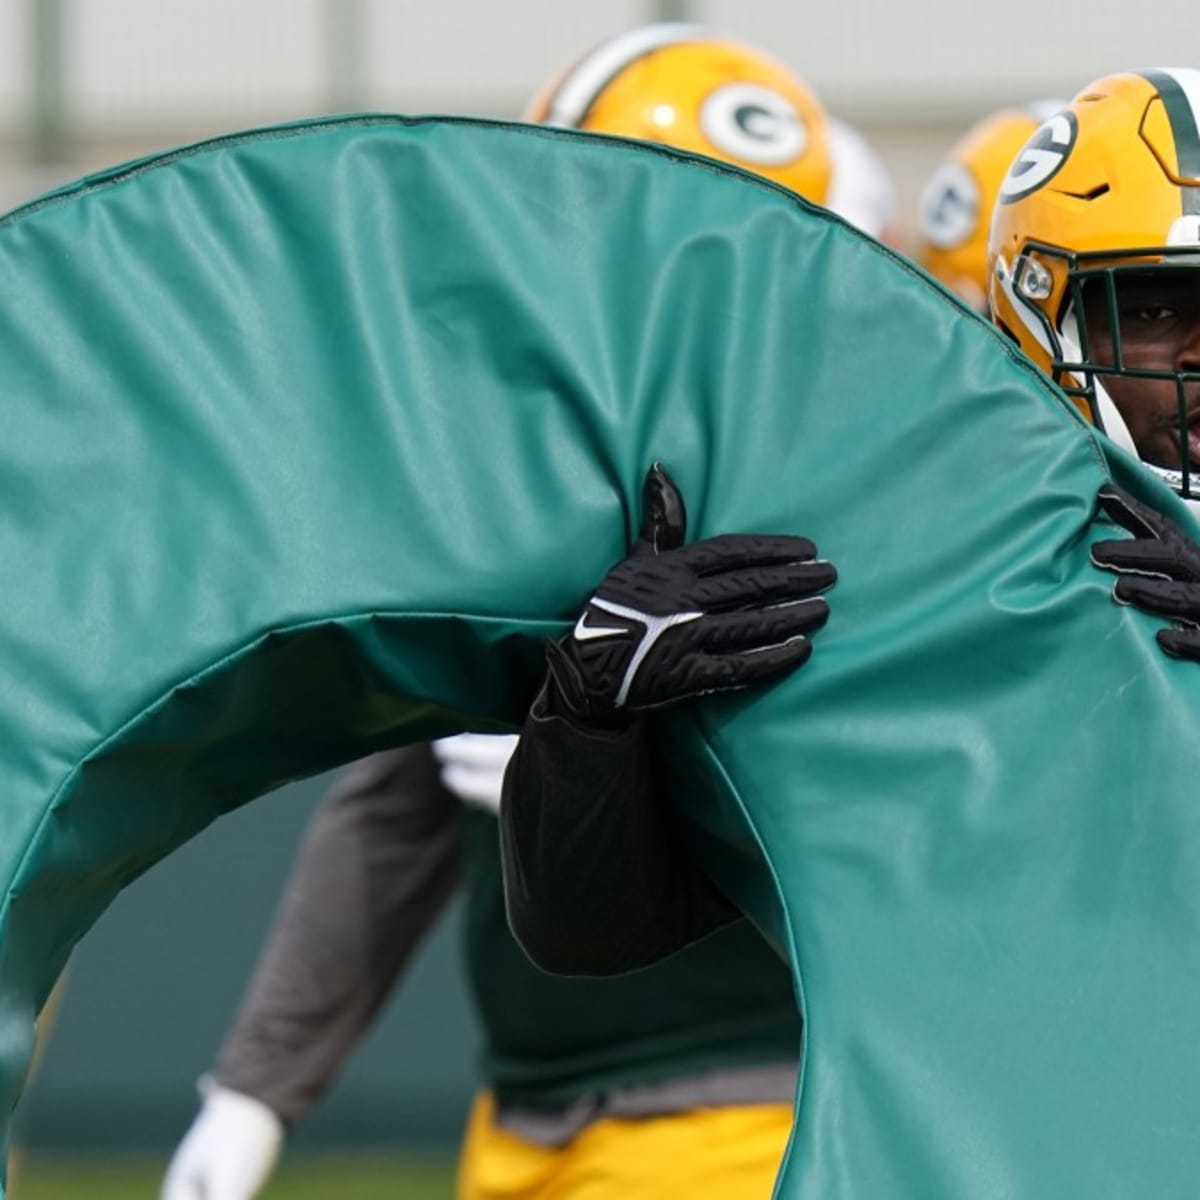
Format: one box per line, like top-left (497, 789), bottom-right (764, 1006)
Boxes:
top-left (545, 23), bottom-right (708, 129)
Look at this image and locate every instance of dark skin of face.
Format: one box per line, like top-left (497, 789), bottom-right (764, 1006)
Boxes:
top-left (1080, 271), bottom-right (1200, 470)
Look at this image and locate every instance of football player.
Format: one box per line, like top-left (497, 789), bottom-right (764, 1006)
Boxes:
top-left (989, 69), bottom-right (1200, 504)
top-left (527, 22), bottom-right (899, 244)
top-left (917, 101), bottom-right (1067, 312)
top-left (984, 68), bottom-right (1200, 654)
top-left (502, 71), bottom-right (1200, 1005)
top-left (161, 27), bottom-right (847, 1200)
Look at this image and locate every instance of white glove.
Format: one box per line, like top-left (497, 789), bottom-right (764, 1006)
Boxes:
top-left (433, 733), bottom-right (518, 814)
top-left (161, 1082), bottom-right (285, 1200)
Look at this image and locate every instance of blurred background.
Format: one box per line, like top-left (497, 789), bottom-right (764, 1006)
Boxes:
top-left (0, 0), bottom-right (1182, 217)
top-left (2, 0), bottom-right (1193, 1194)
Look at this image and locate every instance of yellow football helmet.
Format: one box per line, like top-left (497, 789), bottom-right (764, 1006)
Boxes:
top-left (524, 23), bottom-right (833, 205)
top-left (917, 101), bottom-right (1065, 312)
top-left (989, 70), bottom-right (1200, 500)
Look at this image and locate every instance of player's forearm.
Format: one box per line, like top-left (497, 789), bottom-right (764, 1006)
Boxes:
top-left (500, 690), bottom-right (740, 977)
top-left (213, 747), bottom-right (462, 1125)
top-left (500, 465), bottom-right (828, 976)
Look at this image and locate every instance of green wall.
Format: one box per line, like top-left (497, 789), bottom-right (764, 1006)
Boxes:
top-left (18, 776), bottom-right (479, 1151)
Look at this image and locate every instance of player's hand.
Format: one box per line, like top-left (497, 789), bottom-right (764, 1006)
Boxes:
top-left (160, 1083), bottom-right (285, 1200)
top-left (545, 464), bottom-right (837, 725)
top-left (1091, 483), bottom-right (1200, 661)
top-left (434, 733), bottom-right (519, 813)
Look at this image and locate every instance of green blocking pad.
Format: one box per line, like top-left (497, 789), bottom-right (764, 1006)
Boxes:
top-left (2, 115), bottom-right (1198, 1197)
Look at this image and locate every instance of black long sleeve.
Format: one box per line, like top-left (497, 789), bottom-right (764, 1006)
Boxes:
top-left (500, 685), bottom-right (741, 977)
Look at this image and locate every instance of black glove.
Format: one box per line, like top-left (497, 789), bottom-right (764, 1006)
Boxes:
top-left (545, 464), bottom-right (837, 725)
top-left (1091, 483), bottom-right (1200, 661)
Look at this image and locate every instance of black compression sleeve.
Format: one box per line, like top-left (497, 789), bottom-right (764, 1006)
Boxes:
top-left (500, 682), bottom-right (741, 977)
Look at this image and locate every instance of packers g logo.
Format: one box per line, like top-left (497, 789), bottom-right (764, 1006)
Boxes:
top-left (999, 111), bottom-right (1077, 204)
top-left (699, 83), bottom-right (808, 167)
top-left (918, 162), bottom-right (980, 250)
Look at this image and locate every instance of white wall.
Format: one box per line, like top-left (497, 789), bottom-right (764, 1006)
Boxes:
top-left (701, 0), bottom-right (1170, 118)
top-left (1, 0), bottom-right (1195, 221)
top-left (53, 0), bottom-right (652, 140)
top-left (364, 0), bottom-right (646, 115)
top-left (30, 0), bottom-right (1194, 137)
top-left (67, 0), bottom-right (326, 130)
top-left (0, 1), bottom-right (31, 137)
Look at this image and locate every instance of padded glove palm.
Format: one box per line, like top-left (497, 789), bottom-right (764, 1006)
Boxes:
top-left (546, 464), bottom-right (836, 724)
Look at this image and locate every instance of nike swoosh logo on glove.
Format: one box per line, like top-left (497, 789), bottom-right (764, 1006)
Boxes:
top-left (573, 606), bottom-right (632, 642)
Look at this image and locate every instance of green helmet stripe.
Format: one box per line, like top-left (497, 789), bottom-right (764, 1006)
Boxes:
top-left (1139, 69), bottom-right (1200, 215)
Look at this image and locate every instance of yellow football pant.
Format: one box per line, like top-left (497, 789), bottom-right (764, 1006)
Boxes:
top-left (457, 1091), bottom-right (793, 1200)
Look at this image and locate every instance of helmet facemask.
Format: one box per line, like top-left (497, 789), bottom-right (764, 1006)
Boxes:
top-left (1011, 242), bottom-right (1200, 500)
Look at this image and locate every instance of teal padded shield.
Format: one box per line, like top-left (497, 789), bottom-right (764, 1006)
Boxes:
top-left (2, 116), bottom-right (1199, 1197)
